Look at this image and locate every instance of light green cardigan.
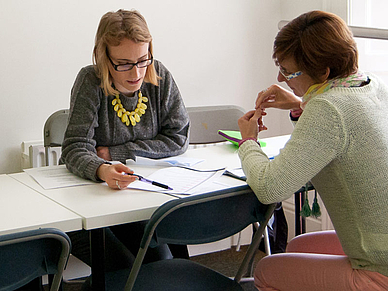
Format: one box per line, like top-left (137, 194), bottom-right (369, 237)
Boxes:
top-left (239, 73), bottom-right (388, 276)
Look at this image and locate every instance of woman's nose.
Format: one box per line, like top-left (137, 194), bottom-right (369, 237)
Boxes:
top-left (128, 66), bottom-right (141, 78)
top-left (277, 71), bottom-right (286, 83)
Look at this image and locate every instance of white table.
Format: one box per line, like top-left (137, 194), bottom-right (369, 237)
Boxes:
top-left (0, 174), bottom-right (82, 235)
top-left (10, 142), bottom-right (254, 228)
top-left (11, 136), bottom-right (290, 230)
top-left (11, 172), bottom-right (176, 230)
top-left (9, 136), bottom-right (290, 290)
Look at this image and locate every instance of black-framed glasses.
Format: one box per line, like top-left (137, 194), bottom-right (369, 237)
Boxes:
top-left (107, 52), bottom-right (153, 72)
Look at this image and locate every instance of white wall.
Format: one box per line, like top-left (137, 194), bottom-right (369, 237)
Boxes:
top-left (0, 0), bottom-right (342, 174)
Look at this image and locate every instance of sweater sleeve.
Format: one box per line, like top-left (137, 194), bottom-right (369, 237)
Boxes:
top-left (238, 97), bottom-right (347, 204)
top-left (60, 67), bottom-right (107, 181)
top-left (108, 62), bottom-right (189, 162)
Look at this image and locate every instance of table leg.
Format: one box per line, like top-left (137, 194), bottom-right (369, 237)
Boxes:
top-left (294, 190), bottom-right (306, 236)
top-left (90, 228), bottom-right (106, 291)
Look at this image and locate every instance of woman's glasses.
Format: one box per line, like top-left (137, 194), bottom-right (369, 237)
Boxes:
top-left (275, 60), bottom-right (303, 81)
top-left (108, 52), bottom-right (153, 72)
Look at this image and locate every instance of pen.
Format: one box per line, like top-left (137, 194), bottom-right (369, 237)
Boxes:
top-left (127, 173), bottom-right (173, 190)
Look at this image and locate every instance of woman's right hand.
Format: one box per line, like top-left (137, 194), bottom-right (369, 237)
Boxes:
top-left (97, 163), bottom-right (138, 190)
top-left (256, 84), bottom-right (302, 110)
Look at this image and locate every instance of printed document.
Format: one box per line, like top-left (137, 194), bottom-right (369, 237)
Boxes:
top-left (24, 165), bottom-right (94, 189)
top-left (127, 167), bottom-right (224, 195)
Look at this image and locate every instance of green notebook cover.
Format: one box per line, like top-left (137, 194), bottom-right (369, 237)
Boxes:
top-left (217, 130), bottom-right (266, 147)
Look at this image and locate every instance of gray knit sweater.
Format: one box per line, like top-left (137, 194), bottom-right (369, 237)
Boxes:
top-left (60, 60), bottom-right (189, 181)
top-left (239, 73), bottom-right (388, 276)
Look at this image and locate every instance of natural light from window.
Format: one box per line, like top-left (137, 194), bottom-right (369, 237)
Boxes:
top-left (348, 0), bottom-right (388, 84)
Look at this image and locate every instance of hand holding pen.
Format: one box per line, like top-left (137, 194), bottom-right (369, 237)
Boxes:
top-left (97, 162), bottom-right (173, 190)
top-left (97, 163), bottom-right (138, 190)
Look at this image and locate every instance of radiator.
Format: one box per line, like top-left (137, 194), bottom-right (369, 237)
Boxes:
top-left (21, 141), bottom-right (61, 168)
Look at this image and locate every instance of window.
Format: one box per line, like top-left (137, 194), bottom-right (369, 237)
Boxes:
top-left (349, 0), bottom-right (388, 83)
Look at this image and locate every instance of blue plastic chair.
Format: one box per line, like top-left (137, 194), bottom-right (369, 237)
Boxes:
top-left (0, 228), bottom-right (71, 291)
top-left (99, 185), bottom-right (275, 291)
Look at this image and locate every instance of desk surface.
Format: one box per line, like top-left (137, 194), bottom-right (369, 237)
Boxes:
top-left (11, 172), bottom-right (176, 230)
top-left (9, 136), bottom-right (289, 231)
top-left (0, 174), bottom-right (82, 235)
top-left (10, 143), bottom-right (247, 231)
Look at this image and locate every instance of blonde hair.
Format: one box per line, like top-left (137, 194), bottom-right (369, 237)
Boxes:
top-left (93, 9), bottom-right (160, 96)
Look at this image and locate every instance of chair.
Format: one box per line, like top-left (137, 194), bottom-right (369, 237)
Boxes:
top-left (106, 185), bottom-right (276, 290)
top-left (43, 109), bottom-right (69, 166)
top-left (0, 228), bottom-right (71, 291)
top-left (187, 105), bottom-right (245, 144)
top-left (187, 105), bottom-right (272, 256)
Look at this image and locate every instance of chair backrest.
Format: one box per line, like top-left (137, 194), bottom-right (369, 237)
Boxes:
top-left (43, 109), bottom-right (69, 166)
top-left (0, 228), bottom-right (71, 291)
top-left (187, 105), bottom-right (245, 144)
top-left (124, 185), bottom-right (276, 290)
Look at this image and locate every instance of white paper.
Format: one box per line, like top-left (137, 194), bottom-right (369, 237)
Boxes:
top-left (127, 167), bottom-right (224, 195)
top-left (126, 156), bottom-right (204, 167)
top-left (24, 165), bottom-right (95, 189)
top-left (224, 168), bottom-right (246, 180)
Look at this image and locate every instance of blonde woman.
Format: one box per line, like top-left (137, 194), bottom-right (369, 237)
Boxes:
top-left (62, 9), bottom-right (189, 272)
top-left (61, 9), bottom-right (189, 189)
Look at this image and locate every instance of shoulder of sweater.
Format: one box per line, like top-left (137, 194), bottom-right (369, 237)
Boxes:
top-left (153, 59), bottom-right (173, 78)
top-left (310, 74), bottom-right (381, 105)
top-left (76, 65), bottom-right (100, 86)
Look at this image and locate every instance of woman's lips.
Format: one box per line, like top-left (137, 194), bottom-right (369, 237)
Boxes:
top-left (127, 78), bottom-right (141, 85)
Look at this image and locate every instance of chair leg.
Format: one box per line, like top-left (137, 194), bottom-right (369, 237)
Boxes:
top-left (263, 226), bottom-right (272, 256)
top-left (48, 274), bottom-right (64, 291)
top-left (235, 231), bottom-right (242, 252)
top-left (246, 223), bottom-right (272, 277)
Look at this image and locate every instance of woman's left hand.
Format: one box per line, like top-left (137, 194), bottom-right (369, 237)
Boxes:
top-left (97, 146), bottom-right (112, 161)
top-left (238, 109), bottom-right (267, 140)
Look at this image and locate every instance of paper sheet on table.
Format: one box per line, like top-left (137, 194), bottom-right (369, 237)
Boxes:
top-left (127, 167), bottom-right (224, 195)
top-left (261, 135), bottom-right (291, 159)
top-left (126, 156), bottom-right (204, 167)
top-left (223, 168), bottom-right (246, 181)
top-left (24, 165), bottom-right (95, 189)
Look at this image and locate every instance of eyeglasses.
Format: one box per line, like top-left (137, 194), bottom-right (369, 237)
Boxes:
top-left (276, 61), bottom-right (303, 81)
top-left (279, 69), bottom-right (303, 81)
top-left (107, 52), bottom-right (153, 72)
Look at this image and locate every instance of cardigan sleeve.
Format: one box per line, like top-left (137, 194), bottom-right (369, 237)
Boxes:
top-left (239, 97), bottom-right (347, 204)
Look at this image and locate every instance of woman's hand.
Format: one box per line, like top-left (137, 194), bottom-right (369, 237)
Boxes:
top-left (97, 163), bottom-right (138, 190)
top-left (238, 109), bottom-right (267, 140)
top-left (256, 84), bottom-right (302, 110)
top-left (96, 146), bottom-right (112, 161)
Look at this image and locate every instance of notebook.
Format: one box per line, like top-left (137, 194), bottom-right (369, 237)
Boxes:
top-left (217, 130), bottom-right (266, 147)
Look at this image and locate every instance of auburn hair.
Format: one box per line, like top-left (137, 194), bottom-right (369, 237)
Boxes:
top-left (273, 10), bottom-right (358, 81)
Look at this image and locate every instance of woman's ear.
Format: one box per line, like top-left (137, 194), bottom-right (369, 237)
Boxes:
top-left (320, 67), bottom-right (330, 82)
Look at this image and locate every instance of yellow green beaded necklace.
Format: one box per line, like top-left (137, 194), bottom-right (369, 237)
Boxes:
top-left (112, 91), bottom-right (148, 126)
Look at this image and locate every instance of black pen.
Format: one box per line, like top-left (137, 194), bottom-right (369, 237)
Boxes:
top-left (127, 173), bottom-right (173, 190)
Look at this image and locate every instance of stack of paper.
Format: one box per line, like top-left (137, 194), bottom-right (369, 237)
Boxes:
top-left (127, 167), bottom-right (224, 196)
